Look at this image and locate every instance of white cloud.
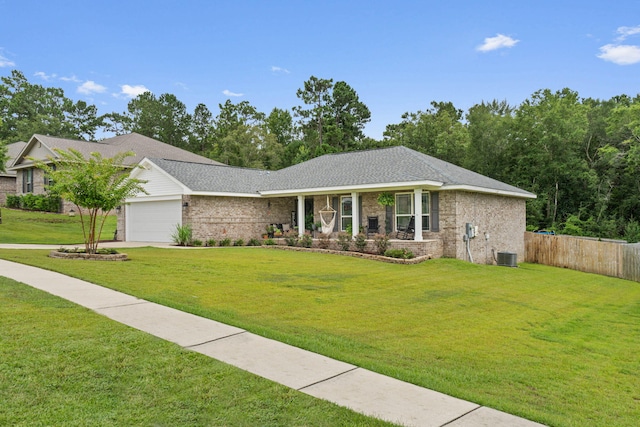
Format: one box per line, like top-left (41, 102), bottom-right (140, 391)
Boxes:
top-left (597, 44), bottom-right (640, 65)
top-left (223, 89), bottom-right (243, 97)
top-left (271, 66), bottom-right (290, 74)
top-left (78, 80), bottom-right (107, 95)
top-left (0, 54), bottom-right (15, 67)
top-left (34, 71), bottom-right (56, 81)
top-left (477, 34), bottom-right (519, 52)
top-left (120, 84), bottom-right (150, 98)
top-left (60, 74), bottom-right (81, 83)
top-left (615, 25), bottom-right (640, 41)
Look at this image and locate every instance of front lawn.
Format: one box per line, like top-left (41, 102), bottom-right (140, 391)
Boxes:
top-left (0, 208), bottom-right (117, 244)
top-left (1, 248), bottom-right (639, 427)
top-left (0, 275), bottom-right (394, 426)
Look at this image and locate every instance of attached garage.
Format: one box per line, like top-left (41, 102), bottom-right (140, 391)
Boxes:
top-left (126, 198), bottom-right (182, 242)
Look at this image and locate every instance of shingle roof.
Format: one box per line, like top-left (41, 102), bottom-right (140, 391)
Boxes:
top-left (148, 146), bottom-right (535, 199)
top-left (102, 133), bottom-right (221, 165)
top-left (149, 158), bottom-right (271, 195)
top-left (10, 133), bottom-right (220, 169)
top-left (265, 146), bottom-right (534, 197)
top-left (2, 141), bottom-right (27, 176)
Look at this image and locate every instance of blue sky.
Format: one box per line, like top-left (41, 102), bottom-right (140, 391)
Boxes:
top-left (1, 0), bottom-right (639, 139)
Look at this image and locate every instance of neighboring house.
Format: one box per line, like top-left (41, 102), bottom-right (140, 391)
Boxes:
top-left (0, 141), bottom-right (27, 205)
top-left (124, 146), bottom-right (536, 264)
top-left (8, 133), bottom-right (220, 212)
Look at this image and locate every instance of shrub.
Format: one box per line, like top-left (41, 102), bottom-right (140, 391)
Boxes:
top-left (192, 239), bottom-right (203, 247)
top-left (233, 239), bottom-right (244, 246)
top-left (171, 223), bottom-right (192, 246)
top-left (284, 230), bottom-right (299, 247)
top-left (247, 238), bottom-right (262, 246)
top-left (354, 233), bottom-right (367, 252)
top-left (263, 238), bottom-right (276, 246)
top-left (373, 233), bottom-right (390, 255)
top-left (6, 195), bottom-right (20, 208)
top-left (96, 248), bottom-right (118, 254)
top-left (7, 194), bottom-right (60, 212)
top-left (219, 238), bottom-right (231, 247)
top-left (300, 233), bottom-right (313, 248)
top-left (317, 233), bottom-right (331, 249)
top-left (206, 239), bottom-right (216, 247)
top-left (337, 232), bottom-right (352, 251)
top-left (384, 248), bottom-right (414, 259)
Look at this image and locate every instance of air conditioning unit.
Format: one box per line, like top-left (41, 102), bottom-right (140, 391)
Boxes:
top-left (497, 251), bottom-right (518, 267)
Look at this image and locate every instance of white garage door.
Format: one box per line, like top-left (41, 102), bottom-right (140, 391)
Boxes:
top-left (127, 199), bottom-right (182, 242)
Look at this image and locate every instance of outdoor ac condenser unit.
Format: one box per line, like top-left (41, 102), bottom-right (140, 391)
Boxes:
top-left (497, 252), bottom-right (518, 267)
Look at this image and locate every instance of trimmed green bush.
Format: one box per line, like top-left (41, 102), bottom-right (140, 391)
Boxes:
top-left (219, 238), bottom-right (231, 247)
top-left (284, 230), bottom-right (299, 246)
top-left (336, 232), bottom-right (352, 251)
top-left (373, 233), bottom-right (390, 255)
top-left (247, 238), bottom-right (262, 246)
top-left (5, 194), bottom-right (60, 212)
top-left (354, 233), bottom-right (367, 252)
top-left (384, 248), bottom-right (414, 259)
top-left (300, 233), bottom-right (313, 248)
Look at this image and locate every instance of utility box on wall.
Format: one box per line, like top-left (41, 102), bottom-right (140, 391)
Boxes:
top-left (497, 251), bottom-right (518, 267)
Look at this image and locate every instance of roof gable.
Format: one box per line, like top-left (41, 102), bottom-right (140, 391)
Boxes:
top-left (9, 133), bottom-right (222, 170)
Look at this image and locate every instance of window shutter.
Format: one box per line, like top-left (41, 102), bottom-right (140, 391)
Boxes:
top-left (430, 192), bottom-right (439, 232)
top-left (358, 195), bottom-right (363, 230)
top-left (332, 196), bottom-right (339, 232)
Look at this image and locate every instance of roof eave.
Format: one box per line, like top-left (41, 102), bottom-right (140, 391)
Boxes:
top-left (259, 180), bottom-right (444, 197)
top-left (441, 184), bottom-right (537, 199)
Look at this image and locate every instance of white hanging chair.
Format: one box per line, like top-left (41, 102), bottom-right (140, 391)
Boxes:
top-left (319, 196), bottom-right (337, 234)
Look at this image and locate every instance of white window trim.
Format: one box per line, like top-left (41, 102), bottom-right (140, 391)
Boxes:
top-left (340, 195), bottom-right (352, 231)
top-left (395, 191), bottom-right (430, 231)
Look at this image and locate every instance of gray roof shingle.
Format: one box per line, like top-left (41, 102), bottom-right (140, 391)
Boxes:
top-left (148, 146), bottom-right (535, 199)
top-left (265, 146), bottom-right (534, 197)
top-left (149, 158), bottom-right (271, 195)
top-left (10, 133), bottom-right (221, 168)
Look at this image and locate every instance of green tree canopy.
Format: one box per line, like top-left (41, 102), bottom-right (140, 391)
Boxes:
top-left (32, 149), bottom-right (147, 253)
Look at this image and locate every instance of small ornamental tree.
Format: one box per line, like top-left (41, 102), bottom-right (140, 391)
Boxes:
top-left (32, 149), bottom-right (147, 254)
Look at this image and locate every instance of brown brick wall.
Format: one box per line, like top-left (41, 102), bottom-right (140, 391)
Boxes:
top-left (184, 195), bottom-right (296, 242)
top-left (0, 176), bottom-right (15, 205)
top-left (438, 191), bottom-right (526, 264)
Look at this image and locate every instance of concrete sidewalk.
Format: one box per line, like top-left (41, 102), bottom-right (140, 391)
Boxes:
top-left (0, 259), bottom-right (545, 427)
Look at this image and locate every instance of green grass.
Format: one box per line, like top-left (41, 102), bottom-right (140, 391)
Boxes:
top-left (0, 208), bottom-right (117, 244)
top-left (0, 275), bottom-right (395, 426)
top-left (1, 248), bottom-right (639, 426)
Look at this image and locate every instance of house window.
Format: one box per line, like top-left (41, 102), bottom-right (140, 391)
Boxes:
top-left (340, 196), bottom-right (352, 231)
top-left (395, 191), bottom-right (430, 231)
top-left (421, 192), bottom-right (430, 231)
top-left (44, 164), bottom-right (56, 187)
top-left (22, 168), bottom-right (33, 193)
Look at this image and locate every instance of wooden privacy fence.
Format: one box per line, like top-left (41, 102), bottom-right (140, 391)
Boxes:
top-left (525, 232), bottom-right (640, 282)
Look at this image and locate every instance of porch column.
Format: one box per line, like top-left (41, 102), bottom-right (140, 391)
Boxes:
top-left (351, 191), bottom-right (359, 237)
top-left (297, 195), bottom-right (305, 237)
top-left (414, 189), bottom-right (423, 241)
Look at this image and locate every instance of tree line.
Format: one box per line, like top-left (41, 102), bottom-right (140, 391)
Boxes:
top-left (1, 70), bottom-right (639, 240)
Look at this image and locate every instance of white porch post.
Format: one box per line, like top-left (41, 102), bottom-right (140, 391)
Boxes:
top-left (297, 195), bottom-right (305, 237)
top-left (414, 189), bottom-right (423, 241)
top-left (351, 191), bottom-right (359, 237)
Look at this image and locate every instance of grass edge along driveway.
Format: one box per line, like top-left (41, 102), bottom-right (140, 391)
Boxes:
top-left (1, 247), bottom-right (639, 427)
top-left (0, 275), bottom-right (396, 426)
